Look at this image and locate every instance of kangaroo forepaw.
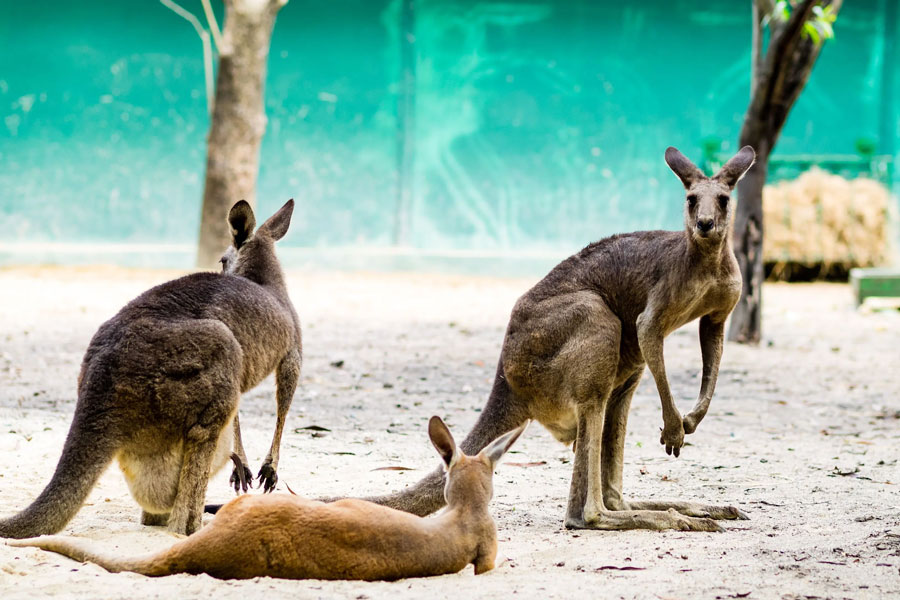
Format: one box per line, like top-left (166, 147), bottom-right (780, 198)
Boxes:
top-left (659, 421), bottom-right (685, 457)
top-left (228, 452), bottom-right (253, 494)
top-left (257, 463), bottom-right (278, 493)
top-left (230, 464), bottom-right (253, 494)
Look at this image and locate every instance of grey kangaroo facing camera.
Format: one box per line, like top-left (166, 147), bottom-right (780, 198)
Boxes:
top-left (360, 147), bottom-right (756, 532)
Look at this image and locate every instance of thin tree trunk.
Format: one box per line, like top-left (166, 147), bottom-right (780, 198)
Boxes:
top-left (196, 0), bottom-right (286, 269)
top-left (750, 1), bottom-right (762, 92)
top-left (393, 0), bottom-right (416, 246)
top-left (728, 0), bottom-right (841, 344)
top-left (729, 139), bottom-right (769, 344)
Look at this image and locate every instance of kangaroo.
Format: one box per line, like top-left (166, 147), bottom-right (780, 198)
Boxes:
top-left (0, 199), bottom-right (302, 538)
top-left (356, 146), bottom-right (756, 532)
top-left (10, 417), bottom-right (525, 580)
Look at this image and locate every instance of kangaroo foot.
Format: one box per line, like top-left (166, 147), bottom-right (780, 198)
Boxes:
top-left (141, 510), bottom-right (170, 527)
top-left (167, 507), bottom-right (201, 536)
top-left (566, 507), bottom-right (723, 532)
top-left (204, 503), bottom-right (224, 515)
top-left (626, 500), bottom-right (748, 520)
top-left (229, 453), bottom-right (253, 494)
top-left (257, 462), bottom-right (278, 493)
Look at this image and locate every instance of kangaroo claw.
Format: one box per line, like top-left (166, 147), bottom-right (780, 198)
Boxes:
top-left (229, 453), bottom-right (253, 494)
top-left (257, 463), bottom-right (278, 493)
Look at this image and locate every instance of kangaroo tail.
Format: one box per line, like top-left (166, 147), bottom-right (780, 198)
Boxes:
top-left (0, 405), bottom-right (117, 539)
top-left (351, 361), bottom-right (530, 517)
top-left (7, 535), bottom-right (172, 576)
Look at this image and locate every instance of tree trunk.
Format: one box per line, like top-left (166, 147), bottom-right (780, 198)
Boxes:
top-left (728, 139), bottom-right (769, 344)
top-left (196, 0), bottom-right (286, 269)
top-left (727, 0), bottom-right (842, 344)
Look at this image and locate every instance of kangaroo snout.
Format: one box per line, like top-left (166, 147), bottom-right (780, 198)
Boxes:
top-left (696, 218), bottom-right (714, 233)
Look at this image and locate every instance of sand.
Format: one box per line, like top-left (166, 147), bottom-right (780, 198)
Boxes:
top-left (0, 266), bottom-right (898, 599)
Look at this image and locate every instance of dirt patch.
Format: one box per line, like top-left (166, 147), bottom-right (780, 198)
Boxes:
top-left (1, 266), bottom-right (898, 599)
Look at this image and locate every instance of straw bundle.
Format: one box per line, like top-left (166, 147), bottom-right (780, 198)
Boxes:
top-left (761, 168), bottom-right (892, 279)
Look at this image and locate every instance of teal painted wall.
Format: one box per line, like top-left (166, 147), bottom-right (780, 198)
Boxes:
top-left (0, 0), bottom-right (895, 263)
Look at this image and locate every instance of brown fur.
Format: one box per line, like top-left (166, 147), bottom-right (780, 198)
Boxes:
top-left (9, 417), bottom-right (526, 581)
top-left (358, 147), bottom-right (756, 531)
top-left (0, 200), bottom-right (302, 538)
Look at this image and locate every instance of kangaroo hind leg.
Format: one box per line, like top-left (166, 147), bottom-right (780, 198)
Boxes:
top-left (598, 371), bottom-right (743, 524)
top-left (163, 324), bottom-right (243, 536)
top-left (167, 385), bottom-right (240, 536)
top-left (257, 347), bottom-right (300, 493)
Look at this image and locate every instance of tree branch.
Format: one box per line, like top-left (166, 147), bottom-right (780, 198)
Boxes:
top-left (769, 0), bottom-right (843, 139)
top-left (160, 0), bottom-right (215, 115)
top-left (751, 1), bottom-right (763, 93)
top-left (740, 0), bottom-right (819, 148)
top-left (268, 0), bottom-right (289, 16)
top-left (200, 0), bottom-right (224, 53)
top-left (764, 1), bottom-right (817, 106)
top-left (756, 0), bottom-right (777, 17)
top-left (160, 0), bottom-right (206, 38)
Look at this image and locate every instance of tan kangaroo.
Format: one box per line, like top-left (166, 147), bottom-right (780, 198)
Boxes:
top-left (0, 200), bottom-right (302, 538)
top-left (357, 146), bottom-right (756, 532)
top-left (10, 417), bottom-right (526, 580)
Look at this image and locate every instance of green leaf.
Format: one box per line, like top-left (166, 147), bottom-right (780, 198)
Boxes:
top-left (804, 21), bottom-right (821, 44)
top-left (773, 0), bottom-right (790, 22)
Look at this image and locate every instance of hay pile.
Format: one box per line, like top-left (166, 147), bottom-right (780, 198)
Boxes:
top-left (762, 168), bottom-right (893, 279)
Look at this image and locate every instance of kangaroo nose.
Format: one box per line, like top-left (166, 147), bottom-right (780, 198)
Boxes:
top-left (696, 218), bottom-right (714, 232)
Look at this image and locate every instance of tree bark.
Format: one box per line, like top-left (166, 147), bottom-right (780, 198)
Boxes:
top-left (196, 0), bottom-right (286, 269)
top-left (729, 139), bottom-right (768, 344)
top-left (728, 0), bottom-right (842, 344)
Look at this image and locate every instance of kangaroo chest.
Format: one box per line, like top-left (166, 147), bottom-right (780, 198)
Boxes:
top-left (656, 277), bottom-right (739, 336)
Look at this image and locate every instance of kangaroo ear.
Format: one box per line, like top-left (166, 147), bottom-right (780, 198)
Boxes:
top-left (481, 421), bottom-right (528, 467)
top-left (257, 199), bottom-right (294, 241)
top-left (228, 200), bottom-right (256, 249)
top-left (713, 146), bottom-right (756, 189)
top-left (428, 416), bottom-right (459, 469)
top-left (665, 147), bottom-right (706, 189)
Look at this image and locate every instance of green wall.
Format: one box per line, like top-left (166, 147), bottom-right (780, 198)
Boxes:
top-left (0, 0), bottom-right (895, 265)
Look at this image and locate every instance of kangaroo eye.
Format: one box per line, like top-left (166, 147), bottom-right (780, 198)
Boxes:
top-left (687, 194), bottom-right (698, 209)
top-left (717, 194), bottom-right (729, 208)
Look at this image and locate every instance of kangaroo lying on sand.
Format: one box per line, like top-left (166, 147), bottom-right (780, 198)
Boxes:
top-left (10, 417), bottom-right (525, 580)
top-left (359, 146), bottom-right (756, 532)
top-left (0, 200), bottom-right (302, 538)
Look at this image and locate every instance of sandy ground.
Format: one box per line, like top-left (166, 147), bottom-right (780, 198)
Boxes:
top-left (0, 266), bottom-right (898, 600)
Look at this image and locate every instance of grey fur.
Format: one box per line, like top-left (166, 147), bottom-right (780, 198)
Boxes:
top-left (361, 147), bottom-right (755, 531)
top-left (0, 200), bottom-right (302, 538)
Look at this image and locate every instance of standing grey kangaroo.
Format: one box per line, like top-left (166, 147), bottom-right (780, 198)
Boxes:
top-left (362, 146), bottom-right (756, 531)
top-left (0, 199), bottom-right (302, 538)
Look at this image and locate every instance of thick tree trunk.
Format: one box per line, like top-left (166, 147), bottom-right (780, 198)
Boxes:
top-left (196, 0), bottom-right (285, 269)
top-left (727, 0), bottom-right (842, 344)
